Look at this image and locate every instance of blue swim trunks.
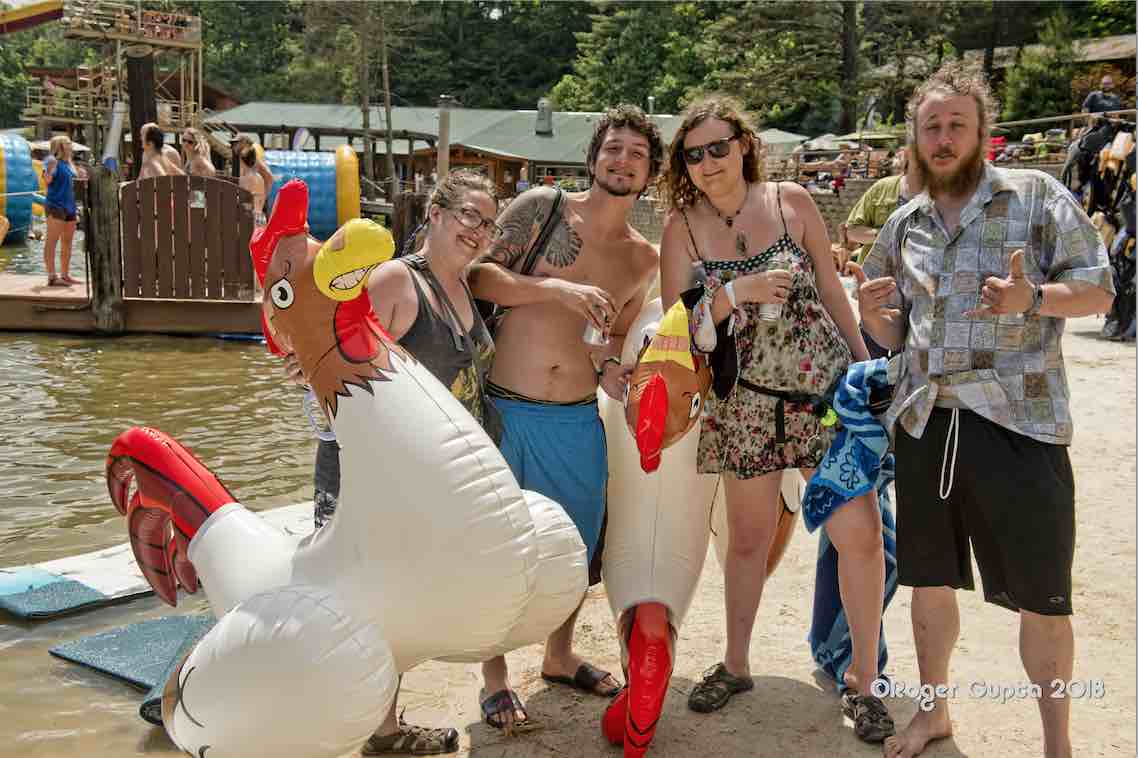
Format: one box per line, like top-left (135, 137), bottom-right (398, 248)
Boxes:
top-left (490, 396), bottom-right (608, 568)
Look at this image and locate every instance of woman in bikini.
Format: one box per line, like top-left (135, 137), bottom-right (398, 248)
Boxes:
top-left (658, 95), bottom-right (894, 743)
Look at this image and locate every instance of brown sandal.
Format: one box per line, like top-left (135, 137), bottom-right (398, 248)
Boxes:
top-left (47, 275), bottom-right (71, 287)
top-left (687, 663), bottom-right (754, 713)
top-left (841, 690), bottom-right (895, 743)
top-left (361, 713), bottom-right (459, 755)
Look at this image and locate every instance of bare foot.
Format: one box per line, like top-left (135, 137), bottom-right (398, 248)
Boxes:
top-left (883, 707), bottom-right (952, 758)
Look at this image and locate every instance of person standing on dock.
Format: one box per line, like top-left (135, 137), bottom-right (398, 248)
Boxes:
top-left (43, 135), bottom-right (80, 287)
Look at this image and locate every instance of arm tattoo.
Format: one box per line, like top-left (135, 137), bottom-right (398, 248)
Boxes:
top-left (486, 193), bottom-right (544, 270)
top-left (543, 216), bottom-right (582, 268)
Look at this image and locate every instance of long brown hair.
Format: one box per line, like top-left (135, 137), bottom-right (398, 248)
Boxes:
top-left (659, 95), bottom-right (763, 210)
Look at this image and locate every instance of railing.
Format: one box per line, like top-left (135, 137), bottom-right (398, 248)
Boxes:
top-left (23, 85), bottom-right (98, 121)
top-left (61, 0), bottom-right (201, 44)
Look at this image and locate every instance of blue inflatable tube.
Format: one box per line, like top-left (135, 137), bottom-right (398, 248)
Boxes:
top-left (0, 134), bottom-right (37, 245)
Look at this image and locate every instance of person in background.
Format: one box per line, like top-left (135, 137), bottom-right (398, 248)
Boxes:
top-left (232, 134), bottom-right (275, 198)
top-left (1082, 74), bottom-right (1122, 116)
top-left (42, 135), bottom-right (80, 287)
top-left (239, 148), bottom-right (267, 226)
top-left (139, 123), bottom-right (184, 179)
top-left (181, 128), bottom-right (216, 177)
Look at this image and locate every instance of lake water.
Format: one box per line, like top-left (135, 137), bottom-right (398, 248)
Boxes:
top-left (0, 234), bottom-right (319, 755)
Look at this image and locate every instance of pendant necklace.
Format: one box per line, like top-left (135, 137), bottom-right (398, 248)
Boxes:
top-left (710, 184), bottom-right (750, 257)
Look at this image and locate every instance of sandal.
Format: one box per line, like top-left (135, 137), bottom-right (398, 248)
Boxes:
top-left (361, 714), bottom-right (459, 755)
top-left (480, 688), bottom-right (539, 735)
top-left (47, 275), bottom-right (71, 287)
top-left (60, 274), bottom-right (81, 285)
top-left (541, 662), bottom-right (621, 697)
top-left (841, 690), bottom-right (895, 743)
top-left (687, 663), bottom-right (754, 713)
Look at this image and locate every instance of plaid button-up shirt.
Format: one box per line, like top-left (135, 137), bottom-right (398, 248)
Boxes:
top-left (863, 164), bottom-right (1114, 445)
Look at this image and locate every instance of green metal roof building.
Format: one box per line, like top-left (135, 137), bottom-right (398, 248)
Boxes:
top-left (205, 102), bottom-right (683, 194)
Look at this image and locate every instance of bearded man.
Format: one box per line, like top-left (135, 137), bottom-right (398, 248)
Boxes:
top-left (855, 62), bottom-right (1114, 758)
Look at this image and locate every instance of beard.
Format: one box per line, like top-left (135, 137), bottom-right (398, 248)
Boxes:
top-left (593, 171), bottom-right (645, 197)
top-left (915, 140), bottom-right (985, 198)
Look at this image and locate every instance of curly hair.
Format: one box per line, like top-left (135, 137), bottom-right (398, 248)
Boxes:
top-left (906, 60), bottom-right (999, 145)
top-left (659, 94), bottom-right (762, 210)
top-left (585, 103), bottom-right (665, 184)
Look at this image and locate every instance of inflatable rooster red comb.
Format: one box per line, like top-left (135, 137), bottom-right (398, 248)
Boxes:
top-left (250, 179), bottom-right (309, 286)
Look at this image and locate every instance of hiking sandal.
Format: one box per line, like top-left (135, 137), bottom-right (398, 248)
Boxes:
top-left (687, 663), bottom-right (754, 713)
top-left (841, 690), bottom-right (895, 743)
top-left (361, 716), bottom-right (459, 755)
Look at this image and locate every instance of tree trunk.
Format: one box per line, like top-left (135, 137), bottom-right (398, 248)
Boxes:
top-left (982, 1), bottom-right (999, 78)
top-left (360, 5), bottom-right (374, 189)
top-left (839, 0), bottom-right (859, 134)
top-left (380, 3), bottom-right (398, 200)
top-left (87, 166), bottom-right (124, 333)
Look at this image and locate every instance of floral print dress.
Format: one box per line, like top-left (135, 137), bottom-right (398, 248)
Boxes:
top-left (696, 187), bottom-right (852, 479)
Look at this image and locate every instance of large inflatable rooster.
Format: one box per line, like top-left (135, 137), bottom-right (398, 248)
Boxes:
top-left (105, 180), bottom-right (586, 757)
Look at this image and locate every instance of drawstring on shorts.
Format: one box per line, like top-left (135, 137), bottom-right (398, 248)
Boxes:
top-left (939, 408), bottom-right (960, 500)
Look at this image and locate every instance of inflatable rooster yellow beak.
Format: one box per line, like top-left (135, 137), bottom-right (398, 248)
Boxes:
top-left (626, 301), bottom-right (711, 472)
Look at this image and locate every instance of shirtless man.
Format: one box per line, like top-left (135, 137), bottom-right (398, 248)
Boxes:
top-left (138, 123), bottom-right (184, 179)
top-left (469, 104), bottom-right (664, 729)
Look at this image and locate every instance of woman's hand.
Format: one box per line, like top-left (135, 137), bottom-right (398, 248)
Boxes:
top-left (738, 269), bottom-right (793, 305)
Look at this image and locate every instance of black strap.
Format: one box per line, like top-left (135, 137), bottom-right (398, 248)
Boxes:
top-left (518, 188), bottom-right (564, 276)
top-left (775, 182), bottom-right (789, 236)
top-left (735, 378), bottom-right (823, 444)
top-left (401, 254), bottom-right (473, 354)
top-left (679, 208), bottom-right (703, 262)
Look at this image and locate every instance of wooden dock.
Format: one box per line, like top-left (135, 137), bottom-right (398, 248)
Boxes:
top-left (0, 271), bottom-right (261, 335)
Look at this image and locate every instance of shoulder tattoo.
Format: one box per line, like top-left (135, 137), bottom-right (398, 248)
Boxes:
top-left (487, 194), bottom-right (545, 269)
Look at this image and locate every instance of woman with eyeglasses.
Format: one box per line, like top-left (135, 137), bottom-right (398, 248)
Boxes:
top-left (658, 96), bottom-right (893, 742)
top-left (283, 169), bottom-right (507, 755)
top-left (181, 128), bottom-right (215, 177)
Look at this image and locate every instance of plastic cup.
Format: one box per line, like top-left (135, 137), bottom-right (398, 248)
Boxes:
top-left (583, 322), bottom-right (610, 346)
top-left (758, 303), bottom-right (783, 321)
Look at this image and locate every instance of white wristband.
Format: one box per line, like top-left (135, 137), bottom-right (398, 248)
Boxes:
top-left (723, 280), bottom-right (738, 309)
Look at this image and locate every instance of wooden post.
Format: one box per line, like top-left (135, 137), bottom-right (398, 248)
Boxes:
top-left (392, 192), bottom-right (428, 257)
top-left (87, 165), bottom-right (125, 333)
top-left (126, 45), bottom-right (158, 180)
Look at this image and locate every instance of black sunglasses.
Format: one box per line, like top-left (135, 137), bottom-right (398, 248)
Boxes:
top-left (682, 135), bottom-right (739, 165)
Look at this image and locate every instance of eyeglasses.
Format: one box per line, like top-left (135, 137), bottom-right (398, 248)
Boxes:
top-left (446, 206), bottom-right (503, 240)
top-left (682, 135), bottom-right (739, 165)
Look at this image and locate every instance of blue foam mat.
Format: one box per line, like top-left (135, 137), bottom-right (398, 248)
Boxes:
top-left (0, 579), bottom-right (111, 619)
top-left (49, 615), bottom-right (215, 725)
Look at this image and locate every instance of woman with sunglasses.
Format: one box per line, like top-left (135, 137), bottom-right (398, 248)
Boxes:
top-left (181, 128), bottom-right (216, 177)
top-left (658, 96), bottom-right (893, 743)
top-left (285, 169), bottom-right (510, 754)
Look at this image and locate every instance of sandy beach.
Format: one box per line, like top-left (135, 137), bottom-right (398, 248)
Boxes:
top-left (389, 315), bottom-right (1135, 758)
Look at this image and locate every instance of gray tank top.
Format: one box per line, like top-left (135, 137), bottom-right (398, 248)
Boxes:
top-left (399, 255), bottom-right (500, 442)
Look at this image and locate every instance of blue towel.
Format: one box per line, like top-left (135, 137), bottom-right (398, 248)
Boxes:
top-left (804, 359), bottom-right (899, 691)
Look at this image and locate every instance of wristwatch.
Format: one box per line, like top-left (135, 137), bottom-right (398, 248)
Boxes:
top-left (1024, 282), bottom-right (1044, 317)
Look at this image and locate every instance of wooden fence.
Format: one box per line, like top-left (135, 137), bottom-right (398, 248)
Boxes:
top-left (119, 175), bottom-right (255, 300)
